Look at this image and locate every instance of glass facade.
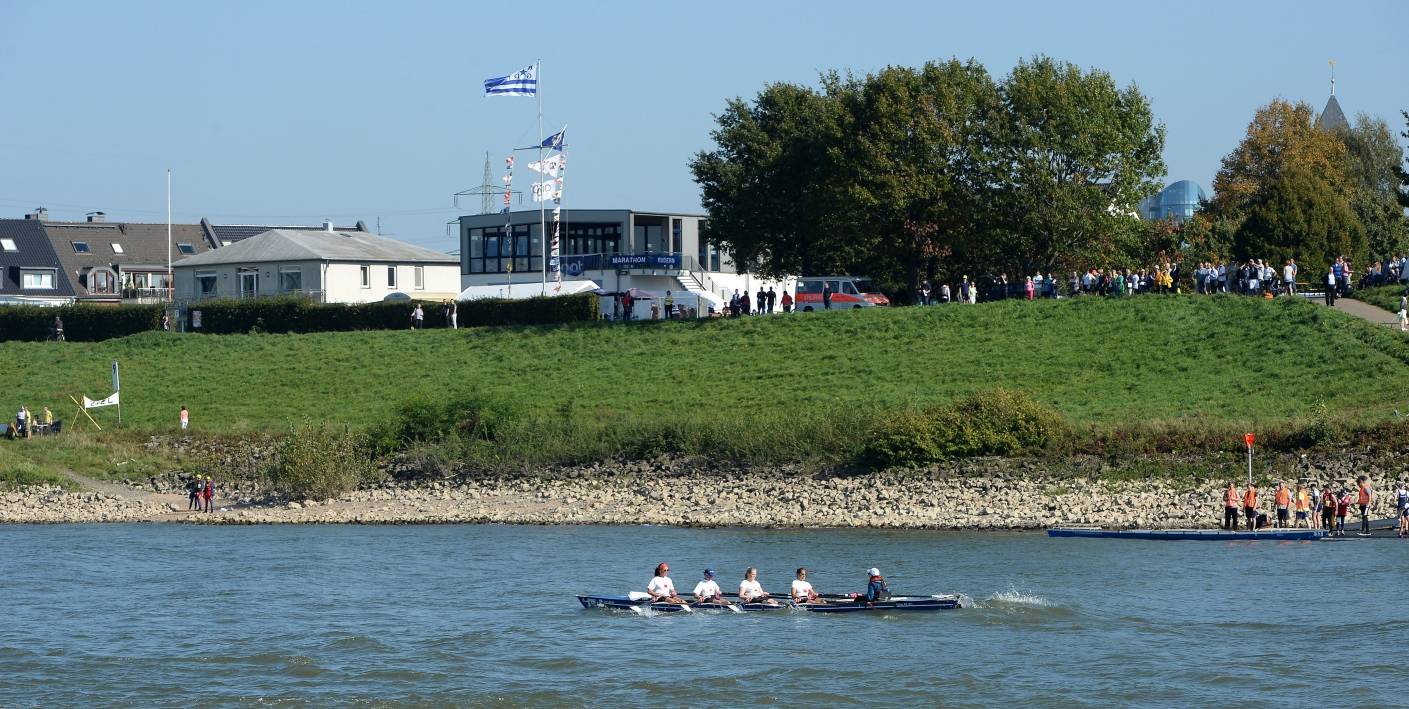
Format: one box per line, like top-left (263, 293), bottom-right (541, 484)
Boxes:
top-left (1139, 180), bottom-right (1207, 223)
top-left (465, 224), bottom-right (539, 274)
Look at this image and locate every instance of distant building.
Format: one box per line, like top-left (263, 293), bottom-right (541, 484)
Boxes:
top-left (42, 213), bottom-right (217, 303)
top-left (0, 217), bottom-right (76, 306)
top-left (1138, 180), bottom-right (1208, 223)
top-left (1316, 70), bottom-right (1350, 133)
top-left (457, 209), bottom-right (790, 317)
top-left (173, 226), bottom-right (459, 304)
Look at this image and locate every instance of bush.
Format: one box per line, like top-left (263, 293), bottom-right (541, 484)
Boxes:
top-left (0, 304), bottom-right (164, 342)
top-left (188, 294), bottom-right (598, 334)
top-left (266, 421), bottom-right (376, 499)
top-left (369, 391), bottom-right (525, 454)
top-left (859, 388), bottom-right (1068, 469)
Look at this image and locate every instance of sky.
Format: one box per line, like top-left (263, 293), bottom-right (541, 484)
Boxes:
top-left (1, 0), bottom-right (1406, 251)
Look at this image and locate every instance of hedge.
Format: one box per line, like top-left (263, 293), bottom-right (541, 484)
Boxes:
top-left (187, 293), bottom-right (599, 334)
top-left (0, 304), bottom-right (164, 342)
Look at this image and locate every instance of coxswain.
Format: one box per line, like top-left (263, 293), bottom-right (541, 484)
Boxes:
top-left (1356, 476), bottom-right (1372, 536)
top-left (852, 567), bottom-right (891, 604)
top-left (1274, 482), bottom-right (1291, 529)
top-left (738, 567), bottom-right (777, 605)
top-left (791, 567), bottom-right (824, 604)
top-left (691, 568), bottom-right (729, 606)
top-left (1243, 483), bottom-right (1258, 531)
top-left (646, 563), bottom-right (685, 604)
top-left (1223, 483), bottom-right (1241, 531)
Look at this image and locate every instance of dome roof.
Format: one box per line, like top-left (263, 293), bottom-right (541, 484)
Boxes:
top-left (1140, 180), bottom-right (1207, 222)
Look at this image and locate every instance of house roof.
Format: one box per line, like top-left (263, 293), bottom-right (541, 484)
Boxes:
top-left (172, 229), bottom-right (459, 267)
top-left (0, 219), bottom-right (77, 297)
top-left (1317, 94), bottom-right (1349, 132)
top-left (42, 221), bottom-right (214, 297)
top-left (204, 220), bottom-right (368, 245)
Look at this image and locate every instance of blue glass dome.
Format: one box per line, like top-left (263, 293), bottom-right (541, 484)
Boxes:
top-left (1139, 180), bottom-right (1207, 223)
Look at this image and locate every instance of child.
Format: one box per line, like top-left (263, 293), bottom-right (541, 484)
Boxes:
top-left (1336, 488), bottom-right (1352, 537)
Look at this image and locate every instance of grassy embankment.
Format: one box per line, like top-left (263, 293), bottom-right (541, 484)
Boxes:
top-left (1355, 284), bottom-right (1408, 314)
top-left (1, 294), bottom-right (1407, 482)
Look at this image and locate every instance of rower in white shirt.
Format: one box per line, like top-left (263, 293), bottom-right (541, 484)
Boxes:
top-left (646, 562), bottom-right (685, 604)
top-left (692, 568), bottom-right (729, 605)
top-left (738, 567), bottom-right (778, 605)
top-left (791, 567), bottom-right (825, 604)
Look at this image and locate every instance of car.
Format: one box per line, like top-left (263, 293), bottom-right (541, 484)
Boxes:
top-left (794, 276), bottom-right (889, 311)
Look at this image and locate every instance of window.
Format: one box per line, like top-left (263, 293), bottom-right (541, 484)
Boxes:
top-left (196, 270), bottom-right (218, 298)
top-left (71, 241), bottom-right (90, 253)
top-left (671, 218), bottom-right (682, 254)
top-left (237, 267), bottom-right (258, 297)
top-left (279, 266), bottom-right (302, 293)
top-left (111, 243), bottom-right (125, 254)
top-left (360, 265), bottom-right (370, 288)
top-left (0, 238), bottom-right (17, 252)
top-left (414, 265), bottom-right (424, 290)
top-left (21, 269), bottom-right (55, 289)
top-left (177, 243), bottom-right (196, 255)
top-left (88, 269), bottom-right (117, 295)
top-left (465, 224), bottom-right (552, 274)
top-left (387, 265), bottom-right (397, 288)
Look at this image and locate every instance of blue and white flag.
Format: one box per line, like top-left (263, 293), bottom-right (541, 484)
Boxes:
top-left (541, 126), bottom-right (566, 151)
top-left (484, 64), bottom-right (537, 97)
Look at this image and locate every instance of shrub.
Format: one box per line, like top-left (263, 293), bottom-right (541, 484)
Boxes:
top-left (369, 391), bottom-right (525, 454)
top-left (188, 294), bottom-right (598, 334)
top-left (266, 421), bottom-right (376, 499)
top-left (859, 388), bottom-right (1068, 469)
top-left (0, 304), bottom-right (163, 342)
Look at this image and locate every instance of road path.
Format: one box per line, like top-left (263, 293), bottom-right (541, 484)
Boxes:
top-left (1332, 297), bottom-right (1401, 328)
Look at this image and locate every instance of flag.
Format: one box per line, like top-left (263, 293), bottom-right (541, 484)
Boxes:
top-left (527, 154), bottom-right (565, 177)
top-left (531, 179), bottom-right (561, 202)
top-left (83, 391), bottom-right (120, 409)
top-left (484, 64), bottom-right (537, 97)
top-left (541, 126), bottom-right (566, 151)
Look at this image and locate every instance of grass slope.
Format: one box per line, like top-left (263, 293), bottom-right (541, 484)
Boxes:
top-left (1, 296), bottom-right (1404, 443)
top-left (1355, 284), bottom-right (1408, 315)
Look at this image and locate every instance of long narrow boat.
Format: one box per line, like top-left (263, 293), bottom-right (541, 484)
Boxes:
top-left (576, 593), bottom-right (964, 613)
top-left (797, 595), bottom-right (964, 613)
top-left (576, 595), bottom-right (788, 613)
top-left (1047, 527), bottom-right (1325, 541)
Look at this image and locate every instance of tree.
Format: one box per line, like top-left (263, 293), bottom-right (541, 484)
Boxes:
top-left (1341, 114), bottom-right (1409, 258)
top-left (1233, 164), bottom-right (1366, 269)
top-left (1209, 99), bottom-right (1350, 221)
top-left (1397, 110), bottom-right (1409, 211)
top-left (985, 57), bottom-right (1166, 276)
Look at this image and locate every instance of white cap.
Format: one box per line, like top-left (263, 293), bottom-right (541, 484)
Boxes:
top-left (867, 567), bottom-right (880, 576)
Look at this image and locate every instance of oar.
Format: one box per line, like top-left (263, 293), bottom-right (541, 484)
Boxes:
top-left (627, 591), bottom-right (692, 613)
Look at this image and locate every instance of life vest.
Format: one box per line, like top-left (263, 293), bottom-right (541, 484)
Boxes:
top-left (1224, 488), bottom-right (1239, 508)
top-left (1295, 491), bottom-right (1309, 511)
top-left (1243, 488), bottom-right (1257, 508)
top-left (1276, 488), bottom-right (1290, 507)
top-left (868, 577), bottom-right (891, 601)
top-left (1357, 486), bottom-right (1370, 506)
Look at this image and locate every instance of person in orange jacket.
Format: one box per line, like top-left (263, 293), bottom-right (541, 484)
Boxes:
top-left (1274, 482), bottom-right (1292, 528)
top-left (1293, 483), bottom-right (1311, 529)
top-left (1356, 476), bottom-right (1373, 535)
top-left (1243, 483), bottom-right (1259, 531)
top-left (1222, 483), bottom-right (1241, 531)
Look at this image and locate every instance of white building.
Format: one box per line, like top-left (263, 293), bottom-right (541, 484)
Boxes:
top-left (173, 228), bottom-right (459, 304)
top-left (457, 209), bottom-right (791, 317)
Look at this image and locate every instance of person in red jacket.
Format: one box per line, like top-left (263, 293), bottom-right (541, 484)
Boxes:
top-left (1335, 487), bottom-right (1353, 537)
top-left (203, 476), bottom-right (215, 513)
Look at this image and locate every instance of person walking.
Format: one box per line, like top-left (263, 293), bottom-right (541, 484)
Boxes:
top-left (411, 304), bottom-right (425, 330)
top-left (821, 281), bottom-right (832, 310)
top-left (1398, 295), bottom-right (1407, 332)
top-left (179, 405), bottom-right (189, 431)
top-left (781, 290), bottom-right (793, 313)
top-left (1356, 476), bottom-right (1372, 536)
top-left (1223, 483), bottom-right (1241, 531)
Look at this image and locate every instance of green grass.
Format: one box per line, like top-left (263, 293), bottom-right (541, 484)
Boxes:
top-left (0, 295), bottom-right (1406, 469)
top-left (0, 445), bottom-right (78, 490)
top-left (1354, 284), bottom-right (1408, 314)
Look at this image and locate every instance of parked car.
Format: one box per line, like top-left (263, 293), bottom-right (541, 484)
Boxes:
top-left (794, 276), bottom-right (890, 311)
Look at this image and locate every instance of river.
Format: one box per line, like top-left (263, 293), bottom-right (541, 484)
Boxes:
top-left (1, 524), bottom-right (1404, 706)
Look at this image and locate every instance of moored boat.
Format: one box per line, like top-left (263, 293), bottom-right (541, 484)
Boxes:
top-left (1047, 527), bottom-right (1325, 541)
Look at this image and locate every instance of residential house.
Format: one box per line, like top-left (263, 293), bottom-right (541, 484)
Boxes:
top-left (42, 212), bottom-right (218, 303)
top-left (0, 216), bottom-right (76, 306)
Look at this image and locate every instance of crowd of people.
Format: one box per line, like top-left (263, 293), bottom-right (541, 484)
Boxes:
top-left (186, 475), bottom-right (217, 513)
top-left (8, 405), bottom-right (56, 439)
top-left (725, 286), bottom-right (788, 317)
top-left (645, 562), bottom-right (893, 606)
top-left (1220, 477), bottom-right (1409, 537)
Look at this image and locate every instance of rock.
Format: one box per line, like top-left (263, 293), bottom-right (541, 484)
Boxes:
top-left (286, 501), bottom-right (303, 510)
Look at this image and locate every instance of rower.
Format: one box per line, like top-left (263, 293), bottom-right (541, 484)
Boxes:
top-left (791, 567), bottom-right (824, 604)
top-left (738, 567), bottom-right (777, 605)
top-left (646, 562), bottom-right (685, 604)
top-left (852, 567), bottom-right (891, 604)
top-left (692, 568), bottom-right (729, 605)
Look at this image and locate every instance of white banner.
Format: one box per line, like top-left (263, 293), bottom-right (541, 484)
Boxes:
top-left (83, 391), bottom-right (120, 409)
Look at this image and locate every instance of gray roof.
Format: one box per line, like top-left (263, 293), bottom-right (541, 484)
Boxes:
top-left (173, 229), bottom-right (458, 267)
top-left (0, 219), bottom-right (77, 296)
top-left (1317, 95), bottom-right (1349, 132)
top-left (205, 220), bottom-right (368, 245)
top-left (42, 221), bottom-right (213, 298)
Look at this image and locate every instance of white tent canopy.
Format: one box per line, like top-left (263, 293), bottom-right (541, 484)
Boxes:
top-left (457, 280), bottom-right (600, 301)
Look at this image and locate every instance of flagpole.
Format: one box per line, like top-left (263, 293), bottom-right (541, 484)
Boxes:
top-left (166, 169), bottom-right (172, 305)
top-left (537, 58), bottom-right (546, 296)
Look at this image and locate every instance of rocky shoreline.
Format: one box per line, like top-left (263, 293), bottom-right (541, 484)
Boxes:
top-left (3, 452), bottom-right (1404, 527)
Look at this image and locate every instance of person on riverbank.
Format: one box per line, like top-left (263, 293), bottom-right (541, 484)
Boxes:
top-left (1243, 483), bottom-right (1259, 531)
top-left (1309, 482), bottom-right (1322, 528)
top-left (1356, 476), bottom-right (1372, 535)
top-left (692, 569), bottom-right (728, 605)
top-left (187, 476), bottom-right (201, 511)
top-left (739, 567), bottom-right (778, 605)
top-left (1335, 487), bottom-right (1352, 536)
top-left (1396, 481), bottom-right (1409, 538)
top-left (1274, 482), bottom-right (1291, 528)
top-left (791, 567), bottom-right (824, 604)
top-left (646, 563), bottom-right (685, 604)
top-left (852, 568), bottom-right (891, 604)
top-left (1294, 483), bottom-right (1311, 528)
top-left (179, 405), bottom-right (189, 431)
top-left (202, 475), bottom-right (215, 513)
top-left (1223, 483), bottom-right (1241, 531)
top-left (1321, 486), bottom-right (1338, 534)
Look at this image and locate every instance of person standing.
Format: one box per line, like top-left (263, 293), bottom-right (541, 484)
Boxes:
top-left (52, 316), bottom-right (65, 342)
top-left (766, 287), bottom-right (776, 313)
top-left (1398, 295), bottom-right (1407, 332)
top-left (1321, 486), bottom-right (1338, 534)
top-left (179, 405), bottom-right (189, 431)
top-left (1243, 483), bottom-right (1259, 531)
top-left (1223, 483), bottom-right (1241, 531)
top-left (958, 277), bottom-right (969, 304)
top-left (187, 476), bottom-right (201, 511)
top-left (1324, 267), bottom-right (1337, 306)
top-left (821, 281), bottom-right (832, 310)
top-left (411, 304), bottom-right (425, 330)
top-left (940, 283), bottom-right (951, 304)
top-left (1273, 482), bottom-right (1291, 529)
top-left (756, 287), bottom-right (766, 316)
top-left (440, 299), bottom-right (452, 327)
top-left (202, 475), bottom-right (214, 513)
top-left (1356, 476), bottom-right (1372, 536)
top-left (1283, 259), bottom-right (1297, 296)
top-left (740, 291), bottom-right (751, 316)
top-left (664, 290), bottom-right (675, 320)
top-left (918, 280), bottom-right (931, 306)
top-left (161, 313), bottom-right (171, 331)
top-left (1023, 276), bottom-right (1035, 300)
top-left (1396, 480), bottom-right (1409, 538)
top-left (781, 290), bottom-right (793, 313)
top-left (1309, 482), bottom-right (1322, 529)
top-left (449, 300), bottom-right (458, 329)
top-left (1294, 483), bottom-right (1310, 529)
top-left (623, 292), bottom-right (635, 320)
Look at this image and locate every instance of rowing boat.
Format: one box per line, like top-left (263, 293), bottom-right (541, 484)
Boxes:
top-left (576, 593), bottom-right (965, 613)
top-left (1047, 527), bottom-right (1325, 541)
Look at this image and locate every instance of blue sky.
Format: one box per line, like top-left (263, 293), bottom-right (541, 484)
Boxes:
top-left (1, 0), bottom-right (1405, 250)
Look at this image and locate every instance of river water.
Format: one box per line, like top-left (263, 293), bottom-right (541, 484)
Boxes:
top-left (1, 524), bottom-right (1404, 707)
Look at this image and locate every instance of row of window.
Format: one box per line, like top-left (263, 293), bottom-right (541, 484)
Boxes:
top-left (359, 264), bottom-right (425, 290)
top-left (69, 241), bottom-right (196, 255)
top-left (191, 265), bottom-right (426, 297)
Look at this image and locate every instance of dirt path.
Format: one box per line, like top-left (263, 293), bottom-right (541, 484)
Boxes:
top-left (53, 468), bottom-right (198, 518)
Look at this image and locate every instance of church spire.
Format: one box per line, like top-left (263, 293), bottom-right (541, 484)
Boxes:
top-left (1329, 59), bottom-right (1336, 96)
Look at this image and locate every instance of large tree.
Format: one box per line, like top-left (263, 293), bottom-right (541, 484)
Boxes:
top-left (1234, 163), bottom-right (1366, 268)
top-left (984, 57), bottom-right (1166, 276)
top-left (1209, 99), bottom-right (1350, 220)
top-left (1341, 114), bottom-right (1409, 258)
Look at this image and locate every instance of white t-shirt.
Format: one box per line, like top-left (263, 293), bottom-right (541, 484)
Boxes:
top-left (646, 576), bottom-right (675, 597)
top-left (739, 579), bottom-right (765, 600)
top-left (791, 579), bottom-right (815, 599)
top-left (692, 579), bottom-right (722, 599)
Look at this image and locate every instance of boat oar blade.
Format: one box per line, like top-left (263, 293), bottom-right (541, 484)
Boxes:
top-left (627, 591), bottom-right (651, 602)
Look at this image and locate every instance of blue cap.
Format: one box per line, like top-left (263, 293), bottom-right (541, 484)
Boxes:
top-left (703, 568), bottom-right (715, 577)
